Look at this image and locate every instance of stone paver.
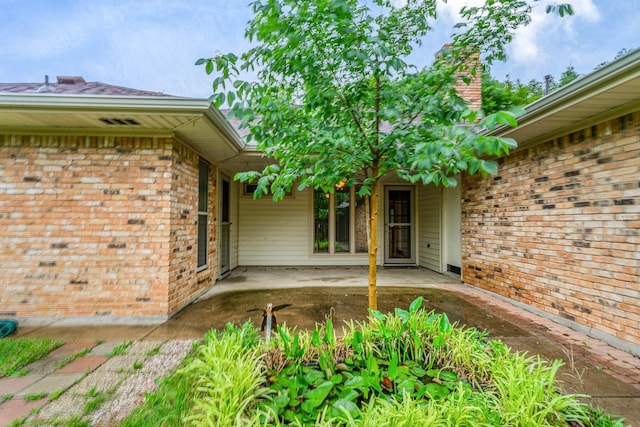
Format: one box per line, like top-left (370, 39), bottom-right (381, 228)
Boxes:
top-left (17, 373), bottom-right (84, 397)
top-left (4, 270), bottom-right (639, 426)
top-left (55, 356), bottom-right (107, 374)
top-left (49, 342), bottom-right (95, 358)
top-left (23, 357), bottom-right (63, 376)
top-left (0, 375), bottom-right (43, 395)
top-left (70, 369), bottom-right (127, 395)
top-left (30, 392), bottom-right (86, 422)
top-left (0, 397), bottom-right (47, 425)
top-left (126, 340), bottom-right (163, 355)
top-left (89, 341), bottom-right (125, 356)
top-left (99, 355), bottom-right (145, 373)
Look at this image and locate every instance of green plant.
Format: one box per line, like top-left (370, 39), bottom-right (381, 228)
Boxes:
top-left (181, 321), bottom-right (271, 426)
top-left (24, 392), bottom-right (47, 401)
top-left (118, 355), bottom-right (197, 426)
top-left (146, 344), bottom-right (162, 356)
top-left (0, 338), bottom-right (63, 377)
top-left (8, 416), bottom-right (26, 427)
top-left (49, 389), bottom-right (64, 401)
top-left (133, 360), bottom-right (143, 370)
top-left (1, 394), bottom-right (13, 402)
top-left (118, 299), bottom-right (626, 427)
top-left (84, 388), bottom-right (111, 413)
top-left (106, 341), bottom-right (132, 357)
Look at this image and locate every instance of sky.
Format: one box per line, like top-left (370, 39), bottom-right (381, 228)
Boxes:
top-left (0, 0), bottom-right (638, 99)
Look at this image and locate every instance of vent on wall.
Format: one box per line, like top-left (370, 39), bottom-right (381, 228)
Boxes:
top-left (99, 118), bottom-right (141, 126)
top-left (447, 264), bottom-right (461, 275)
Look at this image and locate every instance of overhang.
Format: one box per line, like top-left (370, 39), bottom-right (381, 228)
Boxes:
top-left (488, 48), bottom-right (640, 149)
top-left (0, 93), bottom-right (245, 165)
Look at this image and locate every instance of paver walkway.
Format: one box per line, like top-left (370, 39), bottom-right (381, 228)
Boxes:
top-left (0, 340), bottom-right (193, 426)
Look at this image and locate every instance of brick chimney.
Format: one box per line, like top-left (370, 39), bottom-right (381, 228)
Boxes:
top-left (437, 45), bottom-right (482, 112)
top-left (57, 76), bottom-right (86, 84)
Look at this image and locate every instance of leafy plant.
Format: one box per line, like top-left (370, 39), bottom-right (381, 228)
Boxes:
top-left (117, 300), bottom-right (625, 427)
top-left (181, 321), bottom-right (272, 426)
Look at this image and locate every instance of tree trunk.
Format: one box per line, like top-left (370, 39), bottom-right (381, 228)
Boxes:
top-left (368, 178), bottom-right (379, 310)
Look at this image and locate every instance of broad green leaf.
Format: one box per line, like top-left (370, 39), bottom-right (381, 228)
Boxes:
top-left (302, 381), bottom-right (334, 409)
top-left (409, 296), bottom-right (423, 313)
top-left (331, 398), bottom-right (360, 420)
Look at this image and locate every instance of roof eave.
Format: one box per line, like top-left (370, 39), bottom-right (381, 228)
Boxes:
top-left (0, 92), bottom-right (246, 154)
top-left (488, 48), bottom-right (640, 146)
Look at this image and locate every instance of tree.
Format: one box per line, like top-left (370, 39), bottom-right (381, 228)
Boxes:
top-left (482, 64), bottom-right (581, 114)
top-left (198, 0), bottom-right (571, 310)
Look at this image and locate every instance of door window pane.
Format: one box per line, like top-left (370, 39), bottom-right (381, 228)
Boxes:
top-left (389, 190), bottom-right (411, 223)
top-left (389, 225), bottom-right (411, 259)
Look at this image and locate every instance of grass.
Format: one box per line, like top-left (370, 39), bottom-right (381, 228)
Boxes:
top-left (118, 351), bottom-right (198, 427)
top-left (106, 341), bottom-right (132, 357)
top-left (23, 392), bottom-right (47, 401)
top-left (0, 338), bottom-right (63, 377)
top-left (84, 387), bottom-right (111, 413)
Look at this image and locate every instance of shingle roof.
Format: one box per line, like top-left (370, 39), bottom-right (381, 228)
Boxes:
top-left (0, 76), bottom-right (174, 97)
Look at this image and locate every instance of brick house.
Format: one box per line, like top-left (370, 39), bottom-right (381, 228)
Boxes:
top-left (1, 49), bottom-right (638, 354)
top-left (0, 77), bottom-right (242, 322)
top-left (463, 50), bottom-right (640, 354)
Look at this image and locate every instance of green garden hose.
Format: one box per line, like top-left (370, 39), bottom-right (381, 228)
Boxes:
top-left (0, 319), bottom-right (17, 337)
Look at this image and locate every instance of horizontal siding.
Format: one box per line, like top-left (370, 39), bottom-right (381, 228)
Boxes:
top-left (418, 185), bottom-right (441, 272)
top-left (238, 188), bottom-right (368, 266)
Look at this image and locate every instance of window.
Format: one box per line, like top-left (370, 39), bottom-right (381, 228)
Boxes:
top-left (197, 158), bottom-right (209, 269)
top-left (313, 186), bottom-right (368, 254)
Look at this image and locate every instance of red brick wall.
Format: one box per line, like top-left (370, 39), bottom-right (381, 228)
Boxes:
top-left (462, 112), bottom-right (640, 345)
top-left (0, 134), bottom-right (217, 320)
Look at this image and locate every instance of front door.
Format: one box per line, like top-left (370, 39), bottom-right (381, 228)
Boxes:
top-left (384, 187), bottom-right (415, 264)
top-left (220, 178), bottom-right (231, 277)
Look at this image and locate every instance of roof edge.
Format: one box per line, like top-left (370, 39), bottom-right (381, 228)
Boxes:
top-left (490, 48), bottom-right (640, 137)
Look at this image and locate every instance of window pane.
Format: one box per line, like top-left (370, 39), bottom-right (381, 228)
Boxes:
top-left (198, 214), bottom-right (207, 267)
top-left (198, 160), bottom-right (209, 212)
top-left (334, 188), bottom-right (350, 253)
top-left (314, 190), bottom-right (329, 253)
top-left (389, 225), bottom-right (411, 259)
top-left (389, 190), bottom-right (410, 223)
top-left (355, 190), bottom-right (368, 253)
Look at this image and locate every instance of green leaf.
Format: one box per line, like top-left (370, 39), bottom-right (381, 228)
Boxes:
top-left (438, 313), bottom-right (452, 333)
top-left (409, 296), bottom-right (423, 313)
top-left (419, 382), bottom-right (451, 399)
top-left (433, 335), bottom-right (446, 349)
top-left (302, 381), bottom-right (334, 409)
top-left (304, 369), bottom-right (326, 386)
top-left (205, 60), bottom-right (213, 75)
top-left (368, 309), bottom-right (386, 321)
top-left (331, 398), bottom-right (360, 420)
